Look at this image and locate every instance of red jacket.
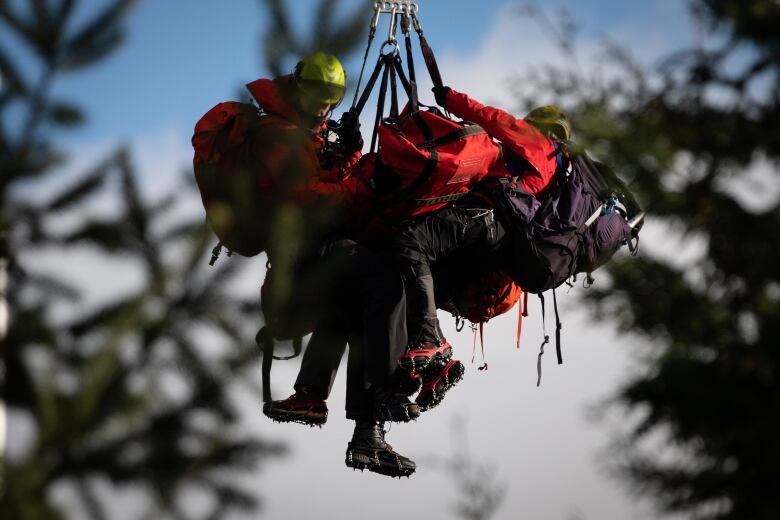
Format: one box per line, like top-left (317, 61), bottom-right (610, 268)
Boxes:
top-left (444, 89), bottom-right (558, 196)
top-left (245, 76), bottom-right (361, 181)
top-left (244, 76), bottom-right (364, 211)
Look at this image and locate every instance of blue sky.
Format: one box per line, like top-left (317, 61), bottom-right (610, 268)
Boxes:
top-left (7, 1), bottom-right (699, 519)
top-left (11, 0), bottom-right (692, 146)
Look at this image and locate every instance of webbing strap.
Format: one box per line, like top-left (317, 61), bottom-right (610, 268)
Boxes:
top-left (258, 327), bottom-right (304, 403)
top-left (536, 294), bottom-right (550, 387)
top-left (370, 56), bottom-right (393, 153)
top-left (415, 124), bottom-right (486, 149)
top-left (553, 287), bottom-right (563, 364)
top-left (354, 56), bottom-right (386, 117)
top-left (392, 56), bottom-right (413, 99)
top-left (417, 31), bottom-right (443, 89)
top-left (259, 327), bottom-right (274, 403)
top-left (403, 21), bottom-right (419, 113)
top-left (414, 191), bottom-right (467, 206)
top-left (516, 292), bottom-right (524, 349)
top-left (389, 59), bottom-right (399, 119)
top-left (478, 323), bottom-right (488, 371)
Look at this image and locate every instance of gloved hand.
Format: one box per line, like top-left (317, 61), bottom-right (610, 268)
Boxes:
top-left (432, 86), bottom-right (451, 109)
top-left (335, 109), bottom-right (363, 151)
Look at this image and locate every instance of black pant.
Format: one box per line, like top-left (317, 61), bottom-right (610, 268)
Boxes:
top-left (292, 239), bottom-right (407, 420)
top-left (392, 204), bottom-right (506, 344)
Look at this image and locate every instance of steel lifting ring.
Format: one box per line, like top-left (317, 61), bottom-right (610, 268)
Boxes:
top-left (380, 39), bottom-right (400, 56)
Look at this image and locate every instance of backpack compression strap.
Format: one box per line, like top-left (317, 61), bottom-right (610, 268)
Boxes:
top-left (257, 327), bottom-right (304, 403)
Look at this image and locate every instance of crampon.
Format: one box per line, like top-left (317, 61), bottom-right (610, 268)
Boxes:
top-left (263, 394), bottom-right (328, 427)
top-left (416, 359), bottom-right (465, 411)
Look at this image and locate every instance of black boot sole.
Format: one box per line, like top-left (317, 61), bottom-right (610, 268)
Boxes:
top-left (263, 403), bottom-right (327, 427)
top-left (399, 346), bottom-right (453, 373)
top-left (374, 402), bottom-right (421, 423)
top-left (345, 447), bottom-right (416, 478)
top-left (416, 360), bottom-right (465, 412)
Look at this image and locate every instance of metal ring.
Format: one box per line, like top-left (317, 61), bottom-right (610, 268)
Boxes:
top-left (380, 39), bottom-right (400, 56)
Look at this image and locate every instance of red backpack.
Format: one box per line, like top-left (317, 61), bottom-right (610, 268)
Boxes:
top-left (192, 101), bottom-right (269, 257)
top-left (372, 109), bottom-right (500, 221)
top-left (445, 269), bottom-right (523, 325)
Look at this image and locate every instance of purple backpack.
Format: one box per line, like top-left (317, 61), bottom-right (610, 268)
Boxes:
top-left (492, 151), bottom-right (644, 295)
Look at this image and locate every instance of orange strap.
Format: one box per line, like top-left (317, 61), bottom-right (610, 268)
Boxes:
top-left (478, 323), bottom-right (488, 370)
top-left (516, 290), bottom-right (528, 348)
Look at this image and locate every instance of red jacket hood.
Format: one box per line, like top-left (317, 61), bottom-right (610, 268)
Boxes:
top-left (246, 75), bottom-right (300, 123)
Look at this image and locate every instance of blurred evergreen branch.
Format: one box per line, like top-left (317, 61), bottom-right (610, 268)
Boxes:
top-left (260, 0), bottom-right (373, 76)
top-left (515, 1), bottom-right (780, 518)
top-left (2, 1), bottom-right (292, 518)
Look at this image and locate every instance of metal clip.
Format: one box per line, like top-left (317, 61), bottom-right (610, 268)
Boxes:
top-left (387, 4), bottom-right (399, 42)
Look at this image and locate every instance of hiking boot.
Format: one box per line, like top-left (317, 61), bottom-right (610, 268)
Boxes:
top-left (398, 340), bottom-right (453, 373)
top-left (262, 390), bottom-right (328, 427)
top-left (373, 385), bottom-right (421, 423)
top-left (393, 369), bottom-right (423, 396)
top-left (345, 420), bottom-right (416, 478)
top-left (416, 359), bottom-right (465, 412)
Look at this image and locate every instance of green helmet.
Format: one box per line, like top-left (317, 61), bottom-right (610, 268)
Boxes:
top-left (294, 52), bottom-right (346, 106)
top-left (524, 105), bottom-right (571, 140)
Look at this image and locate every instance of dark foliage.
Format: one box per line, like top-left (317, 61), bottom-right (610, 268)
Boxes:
top-left (518, 1), bottom-right (780, 518)
top-left (1, 1), bottom-right (288, 518)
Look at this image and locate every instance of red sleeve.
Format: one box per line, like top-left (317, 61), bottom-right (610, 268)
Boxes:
top-left (294, 174), bottom-right (374, 225)
top-left (319, 147), bottom-right (363, 182)
top-left (445, 89), bottom-right (558, 196)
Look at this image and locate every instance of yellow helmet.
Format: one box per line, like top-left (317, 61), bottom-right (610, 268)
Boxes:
top-left (524, 105), bottom-right (571, 140)
top-left (294, 52), bottom-right (346, 106)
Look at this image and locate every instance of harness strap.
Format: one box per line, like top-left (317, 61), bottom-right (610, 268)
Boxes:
top-left (389, 57), bottom-right (400, 119)
top-left (370, 55), bottom-right (394, 153)
top-left (415, 124), bottom-right (486, 149)
top-left (209, 241), bottom-right (223, 266)
top-left (478, 323), bottom-right (488, 371)
top-left (402, 16), bottom-right (419, 113)
top-left (414, 191), bottom-right (468, 206)
top-left (536, 294), bottom-right (550, 386)
top-left (392, 55), bottom-right (413, 100)
top-left (354, 56), bottom-right (386, 117)
top-left (516, 291), bottom-right (524, 349)
top-left (414, 20), bottom-right (443, 89)
top-left (553, 287), bottom-right (563, 364)
top-left (351, 12), bottom-right (378, 109)
top-left (258, 327), bottom-right (274, 403)
top-left (257, 327), bottom-right (304, 403)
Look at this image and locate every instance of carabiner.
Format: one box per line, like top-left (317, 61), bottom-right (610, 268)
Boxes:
top-left (387, 4), bottom-right (399, 43)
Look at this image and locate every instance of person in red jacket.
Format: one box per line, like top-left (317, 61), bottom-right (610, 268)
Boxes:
top-left (394, 87), bottom-right (571, 390)
top-left (255, 55), bottom-right (418, 478)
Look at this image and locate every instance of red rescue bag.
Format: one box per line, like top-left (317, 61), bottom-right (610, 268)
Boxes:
top-left (445, 269), bottom-right (522, 324)
top-left (373, 110), bottom-right (499, 221)
top-left (192, 101), bottom-right (268, 257)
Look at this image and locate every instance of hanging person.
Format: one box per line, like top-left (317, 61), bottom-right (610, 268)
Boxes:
top-left (192, 51), bottom-right (364, 263)
top-left (395, 85), bottom-right (642, 384)
top-left (393, 87), bottom-right (567, 376)
top-left (264, 237), bottom-right (419, 478)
